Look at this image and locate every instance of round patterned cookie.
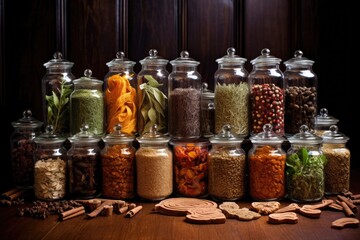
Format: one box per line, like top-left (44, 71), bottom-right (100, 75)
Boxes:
top-left (155, 198), bottom-right (218, 216)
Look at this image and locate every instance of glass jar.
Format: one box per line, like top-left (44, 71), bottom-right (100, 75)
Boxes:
top-left (314, 108), bottom-right (339, 136)
top-left (286, 125), bottom-right (325, 202)
top-left (214, 47), bottom-right (250, 136)
top-left (168, 51), bottom-right (202, 139)
top-left (70, 69), bottom-right (104, 136)
top-left (137, 49), bottom-right (169, 135)
top-left (322, 125), bottom-right (350, 195)
top-left (104, 51), bottom-right (137, 134)
top-left (284, 50), bottom-right (318, 135)
top-left (248, 48), bottom-right (285, 135)
top-left (33, 125), bottom-right (67, 201)
top-left (201, 83), bottom-right (215, 138)
top-left (101, 124), bottom-right (136, 200)
top-left (41, 52), bottom-right (75, 135)
top-left (10, 109), bottom-right (43, 188)
top-left (135, 124), bottom-right (173, 201)
top-left (208, 124), bottom-right (246, 201)
top-left (248, 124), bottom-right (286, 201)
top-left (171, 139), bottom-right (209, 198)
top-left (67, 124), bottom-right (102, 199)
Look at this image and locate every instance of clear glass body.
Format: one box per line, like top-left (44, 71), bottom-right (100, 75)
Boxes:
top-left (67, 142), bottom-right (101, 199)
top-left (172, 141), bottom-right (209, 198)
top-left (201, 89), bottom-right (215, 138)
top-left (248, 144), bottom-right (286, 201)
top-left (33, 143), bottom-right (67, 200)
top-left (101, 142), bottom-right (136, 199)
top-left (135, 143), bottom-right (173, 201)
top-left (322, 143), bottom-right (350, 195)
top-left (286, 143), bottom-right (325, 202)
top-left (208, 143), bottom-right (246, 201)
top-left (284, 65), bottom-right (317, 134)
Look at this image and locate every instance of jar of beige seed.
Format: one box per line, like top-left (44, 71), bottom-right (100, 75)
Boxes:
top-left (322, 125), bottom-right (350, 195)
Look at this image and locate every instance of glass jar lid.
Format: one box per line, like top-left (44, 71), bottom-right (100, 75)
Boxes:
top-left (139, 49), bottom-right (169, 66)
top-left (314, 108), bottom-right (339, 127)
top-left (322, 125), bottom-right (349, 144)
top-left (284, 50), bottom-right (314, 67)
top-left (73, 69), bottom-right (103, 87)
top-left (170, 50), bottom-right (200, 67)
top-left (250, 123), bottom-right (285, 144)
top-left (216, 47), bottom-right (247, 65)
top-left (250, 48), bottom-right (281, 66)
top-left (11, 109), bottom-right (43, 129)
top-left (34, 125), bottom-right (66, 144)
top-left (106, 51), bottom-right (136, 68)
top-left (68, 124), bottom-right (101, 143)
top-left (201, 83), bottom-right (214, 100)
top-left (43, 52), bottom-right (74, 69)
top-left (288, 125), bottom-right (322, 145)
top-left (136, 124), bottom-right (170, 144)
top-left (102, 123), bottom-right (135, 143)
top-left (209, 124), bottom-right (244, 144)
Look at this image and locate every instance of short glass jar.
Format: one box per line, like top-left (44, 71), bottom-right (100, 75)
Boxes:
top-left (33, 125), bottom-right (67, 201)
top-left (208, 125), bottom-right (246, 201)
top-left (322, 125), bottom-right (350, 195)
top-left (314, 108), bottom-right (339, 137)
top-left (286, 125), bottom-right (326, 202)
top-left (248, 124), bottom-right (286, 201)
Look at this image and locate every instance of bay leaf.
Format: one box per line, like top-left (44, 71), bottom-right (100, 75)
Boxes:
top-left (148, 107), bottom-right (157, 123)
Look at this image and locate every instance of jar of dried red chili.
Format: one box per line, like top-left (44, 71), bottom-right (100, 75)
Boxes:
top-left (101, 123), bottom-right (136, 200)
top-left (248, 48), bottom-right (285, 136)
top-left (284, 50), bottom-right (318, 135)
top-left (248, 123), bottom-right (286, 201)
top-left (171, 139), bottom-right (209, 198)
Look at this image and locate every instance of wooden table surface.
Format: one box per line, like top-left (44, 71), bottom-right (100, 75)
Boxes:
top-left (1, 168), bottom-right (360, 240)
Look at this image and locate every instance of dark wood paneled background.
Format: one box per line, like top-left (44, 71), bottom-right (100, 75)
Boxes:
top-left (0, 0), bottom-right (356, 190)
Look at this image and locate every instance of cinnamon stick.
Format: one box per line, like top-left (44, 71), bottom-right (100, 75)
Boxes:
top-left (2, 188), bottom-right (20, 199)
top-left (339, 201), bottom-right (355, 217)
top-left (60, 206), bottom-right (85, 219)
top-left (61, 210), bottom-right (85, 221)
top-left (8, 189), bottom-right (28, 201)
top-left (350, 194), bottom-right (360, 200)
top-left (87, 200), bottom-right (113, 218)
top-left (337, 195), bottom-right (357, 213)
top-left (125, 205), bottom-right (143, 218)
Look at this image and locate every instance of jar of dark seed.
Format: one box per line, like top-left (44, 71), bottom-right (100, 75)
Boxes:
top-left (214, 47), bottom-right (249, 136)
top-left (201, 83), bottom-right (215, 138)
top-left (322, 125), bottom-right (350, 195)
top-left (101, 124), bottom-right (136, 200)
top-left (248, 48), bottom-right (285, 135)
top-left (10, 109), bottom-right (43, 188)
top-left (67, 124), bottom-right (102, 199)
top-left (248, 124), bottom-right (286, 201)
top-left (168, 51), bottom-right (202, 139)
top-left (33, 125), bottom-right (67, 201)
top-left (137, 49), bottom-right (169, 135)
top-left (208, 124), bottom-right (246, 201)
top-left (314, 108), bottom-right (339, 137)
top-left (284, 50), bottom-right (318, 135)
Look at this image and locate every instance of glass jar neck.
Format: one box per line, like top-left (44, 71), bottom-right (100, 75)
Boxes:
top-left (47, 67), bottom-right (73, 74)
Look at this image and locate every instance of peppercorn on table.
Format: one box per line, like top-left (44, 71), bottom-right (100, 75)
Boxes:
top-left (1, 168), bottom-right (360, 240)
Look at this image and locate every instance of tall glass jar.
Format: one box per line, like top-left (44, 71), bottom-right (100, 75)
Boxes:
top-left (168, 51), bottom-right (202, 139)
top-left (33, 125), bottom-right (67, 201)
top-left (101, 124), bottom-right (136, 200)
top-left (137, 49), bottom-right (169, 135)
top-left (104, 51), bottom-right (137, 134)
top-left (10, 110), bottom-right (43, 188)
top-left (208, 124), bottom-right (246, 201)
top-left (70, 69), bottom-right (104, 136)
top-left (41, 52), bottom-right (75, 135)
top-left (201, 83), bottom-right (215, 138)
top-left (171, 139), bottom-right (209, 198)
top-left (248, 124), bottom-right (286, 201)
top-left (322, 125), bottom-right (350, 195)
top-left (314, 108), bottom-right (339, 136)
top-left (284, 50), bottom-right (318, 135)
top-left (67, 124), bottom-right (102, 199)
top-left (214, 47), bottom-right (249, 136)
top-left (248, 48), bottom-right (285, 135)
top-left (286, 125), bottom-right (325, 202)
top-left (135, 124), bottom-right (173, 201)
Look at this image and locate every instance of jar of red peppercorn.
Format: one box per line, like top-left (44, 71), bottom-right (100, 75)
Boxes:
top-left (101, 123), bottom-right (136, 200)
top-left (248, 123), bottom-right (286, 201)
top-left (248, 48), bottom-right (285, 135)
top-left (284, 50), bottom-right (318, 135)
top-left (171, 139), bottom-right (209, 198)
top-left (10, 109), bottom-right (43, 188)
